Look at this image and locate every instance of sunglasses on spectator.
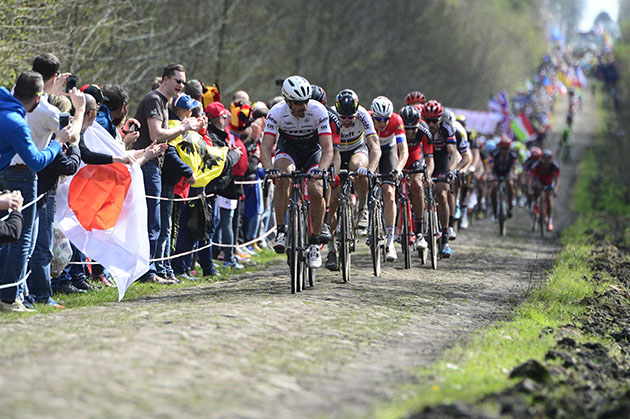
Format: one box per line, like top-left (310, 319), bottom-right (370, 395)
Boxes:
top-left (373, 116), bottom-right (389, 122)
top-left (339, 114), bottom-right (356, 120)
top-left (172, 78), bottom-right (186, 85)
top-left (425, 118), bottom-right (440, 124)
top-left (289, 99), bottom-right (309, 106)
top-left (35, 91), bottom-right (45, 97)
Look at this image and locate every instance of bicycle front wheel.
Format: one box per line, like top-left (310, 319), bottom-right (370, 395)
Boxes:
top-left (428, 202), bottom-right (439, 270)
top-left (498, 185), bottom-right (507, 237)
top-left (400, 201), bottom-right (411, 269)
top-left (340, 200), bottom-right (352, 283)
top-left (370, 201), bottom-right (383, 277)
top-left (288, 205), bottom-right (301, 294)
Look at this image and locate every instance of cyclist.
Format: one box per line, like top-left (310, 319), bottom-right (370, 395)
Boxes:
top-left (530, 149), bottom-right (560, 231)
top-left (488, 135), bottom-right (518, 222)
top-left (443, 111), bottom-right (471, 240)
top-left (261, 76), bottom-right (333, 269)
top-left (566, 88), bottom-right (578, 128)
top-left (326, 89), bottom-right (381, 269)
top-left (458, 116), bottom-right (481, 229)
top-left (422, 100), bottom-right (459, 257)
top-left (405, 90), bottom-right (426, 112)
top-left (370, 96), bottom-right (408, 262)
top-left (400, 105), bottom-right (434, 250)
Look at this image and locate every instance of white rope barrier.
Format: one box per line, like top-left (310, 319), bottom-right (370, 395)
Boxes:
top-left (0, 193), bottom-right (46, 222)
top-left (0, 270), bottom-right (30, 290)
top-left (67, 226), bottom-right (277, 265)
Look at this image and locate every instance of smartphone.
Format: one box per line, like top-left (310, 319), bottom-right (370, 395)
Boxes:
top-left (66, 75), bottom-right (77, 93)
top-left (128, 122), bottom-right (139, 132)
top-left (59, 112), bottom-right (70, 129)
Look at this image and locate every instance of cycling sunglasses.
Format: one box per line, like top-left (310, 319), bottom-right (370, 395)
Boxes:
top-left (424, 118), bottom-right (440, 124)
top-left (289, 99), bottom-right (309, 106)
top-left (339, 114), bottom-right (356, 120)
top-left (373, 116), bottom-right (390, 122)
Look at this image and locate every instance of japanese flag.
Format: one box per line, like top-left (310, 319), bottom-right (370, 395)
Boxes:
top-left (55, 123), bottom-right (150, 300)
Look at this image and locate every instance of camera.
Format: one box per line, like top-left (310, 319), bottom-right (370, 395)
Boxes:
top-left (275, 79), bottom-right (284, 87)
top-left (128, 122), bottom-right (139, 132)
top-left (66, 75), bottom-right (77, 93)
top-left (59, 112), bottom-right (70, 129)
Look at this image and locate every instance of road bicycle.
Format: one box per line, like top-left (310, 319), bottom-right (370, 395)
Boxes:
top-left (367, 172), bottom-right (386, 277)
top-left (336, 169), bottom-right (357, 283)
top-left (397, 168), bottom-right (425, 269)
top-left (531, 184), bottom-right (554, 238)
top-left (274, 171), bottom-right (317, 293)
top-left (495, 176), bottom-right (508, 237)
top-left (424, 175), bottom-right (442, 270)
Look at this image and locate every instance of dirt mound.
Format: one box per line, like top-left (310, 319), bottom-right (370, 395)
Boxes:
top-left (412, 242), bottom-right (630, 418)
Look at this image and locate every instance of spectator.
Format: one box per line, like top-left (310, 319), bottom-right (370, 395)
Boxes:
top-left (0, 66), bottom-right (83, 312)
top-left (156, 94), bottom-right (197, 282)
top-left (0, 191), bottom-right (24, 244)
top-left (132, 64), bottom-right (202, 284)
top-left (97, 84), bottom-right (140, 149)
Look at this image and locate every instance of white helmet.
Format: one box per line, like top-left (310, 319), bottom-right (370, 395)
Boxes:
top-left (371, 96), bottom-right (393, 118)
top-left (282, 76), bottom-right (312, 101)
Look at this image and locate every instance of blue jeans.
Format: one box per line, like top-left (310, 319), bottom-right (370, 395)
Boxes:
top-left (155, 184), bottom-right (174, 277)
top-left (218, 207), bottom-right (235, 262)
top-left (171, 188), bottom-right (201, 274)
top-left (0, 167), bottom-right (38, 303)
top-left (142, 160), bottom-right (161, 277)
top-left (28, 191), bottom-right (55, 301)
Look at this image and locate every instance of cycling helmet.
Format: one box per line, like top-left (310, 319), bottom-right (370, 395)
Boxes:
top-left (469, 129), bottom-right (478, 141)
top-left (543, 149), bottom-right (553, 161)
top-left (422, 100), bottom-right (443, 120)
top-left (456, 114), bottom-right (467, 127)
top-left (498, 135), bottom-right (512, 148)
top-left (442, 109), bottom-right (455, 122)
top-left (400, 105), bottom-right (421, 128)
top-left (485, 139), bottom-right (497, 153)
top-left (335, 89), bottom-right (359, 116)
top-left (405, 91), bottom-right (426, 105)
top-left (282, 75), bottom-right (311, 101)
top-left (311, 84), bottom-right (327, 105)
top-left (371, 96), bottom-right (393, 118)
top-left (530, 146), bottom-right (543, 159)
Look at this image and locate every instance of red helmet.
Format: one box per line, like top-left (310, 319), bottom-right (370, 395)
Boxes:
top-left (405, 91), bottom-right (426, 105)
top-left (530, 147), bottom-right (542, 159)
top-left (422, 100), bottom-right (443, 120)
top-left (498, 135), bottom-right (512, 149)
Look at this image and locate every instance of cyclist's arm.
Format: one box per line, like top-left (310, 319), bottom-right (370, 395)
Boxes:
top-left (261, 133), bottom-right (276, 170)
top-left (396, 140), bottom-right (408, 172)
top-left (447, 143), bottom-right (460, 172)
top-left (318, 133), bottom-right (333, 171)
top-left (332, 146), bottom-right (341, 174)
top-left (365, 133), bottom-right (382, 173)
top-left (457, 148), bottom-right (472, 172)
top-left (426, 157), bottom-right (435, 180)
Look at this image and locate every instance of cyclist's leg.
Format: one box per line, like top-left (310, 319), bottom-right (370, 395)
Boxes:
top-left (545, 188), bottom-right (554, 227)
top-left (507, 178), bottom-right (515, 215)
top-left (273, 155), bottom-right (295, 231)
top-left (379, 147), bottom-right (398, 248)
top-left (302, 147), bottom-right (324, 239)
top-left (490, 181), bottom-right (498, 218)
top-left (435, 181), bottom-right (450, 238)
top-left (348, 145), bottom-right (370, 228)
top-left (409, 172), bottom-right (425, 228)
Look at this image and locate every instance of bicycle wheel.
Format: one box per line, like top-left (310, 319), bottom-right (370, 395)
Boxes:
top-left (498, 185), bottom-right (507, 237)
top-left (288, 205), bottom-right (300, 294)
top-left (428, 202), bottom-right (439, 270)
top-left (339, 199), bottom-right (351, 283)
top-left (370, 200), bottom-right (382, 277)
top-left (400, 201), bottom-right (411, 269)
top-left (416, 208), bottom-right (429, 265)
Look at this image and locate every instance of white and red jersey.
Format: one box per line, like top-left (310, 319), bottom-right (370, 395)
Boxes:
top-left (338, 105), bottom-right (376, 152)
top-left (264, 100), bottom-right (331, 149)
top-left (372, 112), bottom-right (406, 148)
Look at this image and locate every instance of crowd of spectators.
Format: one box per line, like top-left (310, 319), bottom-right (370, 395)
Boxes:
top-left (0, 54), bottom-right (276, 312)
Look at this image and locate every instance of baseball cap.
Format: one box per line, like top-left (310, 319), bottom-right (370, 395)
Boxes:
top-left (80, 84), bottom-right (108, 104)
top-left (205, 101), bottom-right (229, 118)
top-left (173, 94), bottom-right (200, 110)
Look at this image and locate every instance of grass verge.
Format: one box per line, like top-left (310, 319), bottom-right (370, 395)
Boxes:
top-left (374, 93), bottom-right (620, 418)
top-left (0, 248), bottom-right (281, 321)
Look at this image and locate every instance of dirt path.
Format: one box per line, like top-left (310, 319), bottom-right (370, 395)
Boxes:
top-left (0, 95), bottom-right (594, 419)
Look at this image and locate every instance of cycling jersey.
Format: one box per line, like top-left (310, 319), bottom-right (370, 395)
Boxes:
top-left (467, 131), bottom-right (480, 149)
top-left (338, 105), bottom-right (376, 152)
top-left (522, 156), bottom-right (539, 172)
top-left (327, 105), bottom-right (341, 147)
top-left (453, 120), bottom-right (469, 154)
top-left (264, 100), bottom-right (331, 151)
top-left (489, 149), bottom-right (518, 177)
top-left (530, 160), bottom-right (560, 186)
top-left (373, 112), bottom-right (406, 148)
top-left (405, 121), bottom-right (433, 170)
top-left (427, 119), bottom-right (457, 174)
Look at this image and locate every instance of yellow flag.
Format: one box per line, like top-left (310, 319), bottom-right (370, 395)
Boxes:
top-left (168, 120), bottom-right (228, 187)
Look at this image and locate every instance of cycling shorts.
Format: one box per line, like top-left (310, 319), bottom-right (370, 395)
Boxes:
top-left (340, 143), bottom-right (369, 170)
top-left (275, 137), bottom-right (321, 173)
top-left (378, 146), bottom-right (398, 185)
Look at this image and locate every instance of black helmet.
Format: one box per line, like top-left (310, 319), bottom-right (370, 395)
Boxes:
top-left (400, 105), bottom-right (421, 128)
top-left (335, 89), bottom-right (359, 116)
top-left (311, 84), bottom-right (327, 105)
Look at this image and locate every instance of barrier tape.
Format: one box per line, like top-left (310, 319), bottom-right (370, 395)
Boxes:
top-left (0, 193), bottom-right (45, 222)
top-left (0, 270), bottom-right (30, 290)
top-left (67, 226), bottom-right (277, 265)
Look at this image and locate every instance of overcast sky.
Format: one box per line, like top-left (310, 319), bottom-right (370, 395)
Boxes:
top-left (579, 0), bottom-right (619, 30)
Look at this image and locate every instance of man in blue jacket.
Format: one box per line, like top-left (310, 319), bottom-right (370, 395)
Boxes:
top-left (0, 71), bottom-right (63, 312)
